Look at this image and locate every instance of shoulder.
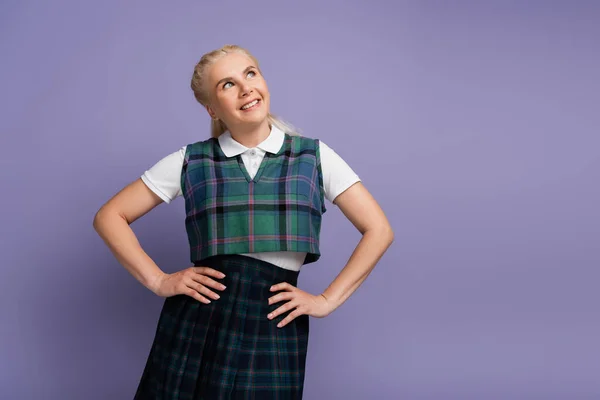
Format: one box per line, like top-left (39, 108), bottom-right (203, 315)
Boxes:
top-left (285, 133), bottom-right (321, 151)
top-left (184, 137), bottom-right (219, 156)
top-left (286, 134), bottom-right (334, 155)
top-left (316, 139), bottom-right (353, 165)
top-left (187, 137), bottom-right (217, 147)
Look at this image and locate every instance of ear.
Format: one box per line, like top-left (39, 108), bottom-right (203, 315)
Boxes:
top-left (205, 105), bottom-right (218, 120)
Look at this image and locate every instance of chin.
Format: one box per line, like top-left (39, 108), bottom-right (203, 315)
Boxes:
top-left (241, 111), bottom-right (269, 124)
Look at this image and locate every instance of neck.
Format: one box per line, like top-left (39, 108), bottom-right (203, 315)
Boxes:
top-left (229, 119), bottom-right (271, 148)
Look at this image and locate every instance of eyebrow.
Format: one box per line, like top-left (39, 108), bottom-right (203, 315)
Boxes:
top-left (215, 65), bottom-right (256, 89)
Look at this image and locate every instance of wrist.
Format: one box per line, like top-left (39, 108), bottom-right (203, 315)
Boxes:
top-left (320, 293), bottom-right (339, 310)
top-left (147, 271), bottom-right (165, 294)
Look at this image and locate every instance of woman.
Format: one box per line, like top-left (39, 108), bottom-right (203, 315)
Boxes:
top-left (93, 44), bottom-right (394, 399)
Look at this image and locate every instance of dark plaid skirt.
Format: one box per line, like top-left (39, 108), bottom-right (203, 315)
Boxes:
top-left (134, 254), bottom-right (309, 399)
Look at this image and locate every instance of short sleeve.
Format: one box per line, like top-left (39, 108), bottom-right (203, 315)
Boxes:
top-left (140, 146), bottom-right (186, 204)
top-left (319, 141), bottom-right (361, 204)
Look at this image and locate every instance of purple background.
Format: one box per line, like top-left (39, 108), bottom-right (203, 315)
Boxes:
top-left (1, 1), bottom-right (599, 398)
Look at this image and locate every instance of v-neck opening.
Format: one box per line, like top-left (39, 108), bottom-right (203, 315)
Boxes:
top-left (236, 152), bottom-right (271, 183)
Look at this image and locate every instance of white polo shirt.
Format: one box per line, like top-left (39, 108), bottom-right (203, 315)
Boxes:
top-left (141, 125), bottom-right (360, 271)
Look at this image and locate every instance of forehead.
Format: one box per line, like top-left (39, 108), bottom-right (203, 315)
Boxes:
top-left (207, 52), bottom-right (256, 82)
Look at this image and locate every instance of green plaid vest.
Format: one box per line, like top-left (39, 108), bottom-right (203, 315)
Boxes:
top-left (180, 134), bottom-right (327, 265)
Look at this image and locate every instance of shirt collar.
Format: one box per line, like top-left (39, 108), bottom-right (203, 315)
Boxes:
top-left (218, 124), bottom-right (285, 157)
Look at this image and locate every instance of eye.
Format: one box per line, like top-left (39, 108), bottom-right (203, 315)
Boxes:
top-left (223, 81), bottom-right (233, 89)
top-left (247, 70), bottom-right (256, 78)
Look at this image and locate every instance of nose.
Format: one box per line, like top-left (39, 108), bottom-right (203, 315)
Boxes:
top-left (239, 82), bottom-right (253, 96)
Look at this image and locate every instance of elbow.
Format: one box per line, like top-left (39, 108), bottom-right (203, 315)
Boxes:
top-left (93, 205), bottom-right (128, 231)
top-left (93, 208), bottom-right (105, 232)
top-left (378, 219), bottom-right (394, 246)
top-left (383, 224), bottom-right (394, 246)
top-left (93, 206), bottom-right (114, 231)
top-left (366, 223), bottom-right (394, 246)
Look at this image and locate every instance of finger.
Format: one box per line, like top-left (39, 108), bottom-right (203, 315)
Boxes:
top-left (270, 282), bottom-right (293, 292)
top-left (191, 274), bottom-right (227, 291)
top-left (184, 288), bottom-right (211, 304)
top-left (188, 282), bottom-right (221, 301)
top-left (193, 266), bottom-right (226, 279)
top-left (268, 301), bottom-right (298, 320)
top-left (268, 292), bottom-right (294, 305)
top-left (278, 308), bottom-right (303, 328)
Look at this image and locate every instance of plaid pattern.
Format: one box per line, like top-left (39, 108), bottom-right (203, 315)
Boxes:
top-left (134, 255), bottom-right (309, 399)
top-left (180, 134), bottom-right (326, 265)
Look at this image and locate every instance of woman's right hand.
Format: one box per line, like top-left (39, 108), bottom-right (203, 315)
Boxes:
top-left (152, 267), bottom-right (227, 304)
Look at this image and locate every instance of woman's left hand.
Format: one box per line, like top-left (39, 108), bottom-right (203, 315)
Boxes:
top-left (267, 282), bottom-right (335, 328)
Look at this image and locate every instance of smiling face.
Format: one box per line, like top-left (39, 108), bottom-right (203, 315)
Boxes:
top-left (204, 52), bottom-right (270, 132)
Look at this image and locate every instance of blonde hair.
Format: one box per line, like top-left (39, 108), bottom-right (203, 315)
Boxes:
top-left (190, 44), bottom-right (300, 138)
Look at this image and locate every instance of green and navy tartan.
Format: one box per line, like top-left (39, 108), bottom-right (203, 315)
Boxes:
top-left (134, 254), bottom-right (309, 399)
top-left (180, 134), bottom-right (327, 265)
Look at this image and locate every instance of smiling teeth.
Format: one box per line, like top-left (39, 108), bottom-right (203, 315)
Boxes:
top-left (241, 100), bottom-right (258, 110)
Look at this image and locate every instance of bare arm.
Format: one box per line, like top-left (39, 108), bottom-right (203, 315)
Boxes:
top-left (320, 182), bottom-right (394, 309)
top-left (93, 178), bottom-right (166, 293)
